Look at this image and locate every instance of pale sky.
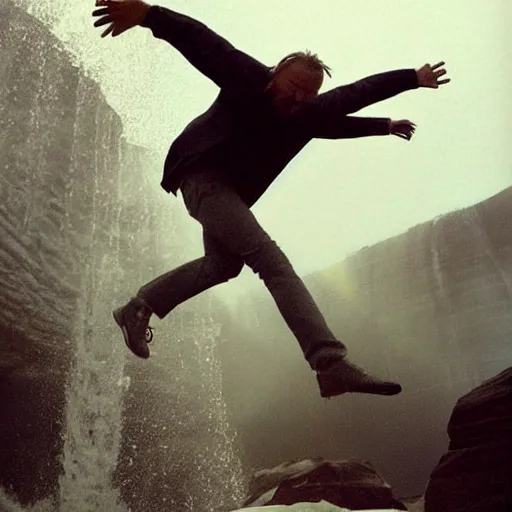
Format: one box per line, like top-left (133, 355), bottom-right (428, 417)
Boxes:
top-left (36, 0), bottom-right (512, 287)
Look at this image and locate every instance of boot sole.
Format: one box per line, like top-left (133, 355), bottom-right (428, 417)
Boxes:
top-left (112, 307), bottom-right (149, 359)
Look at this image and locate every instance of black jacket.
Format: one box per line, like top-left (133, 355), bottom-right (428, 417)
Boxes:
top-left (141, 6), bottom-right (419, 206)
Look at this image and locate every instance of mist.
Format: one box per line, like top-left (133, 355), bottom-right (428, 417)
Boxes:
top-left (1, 0), bottom-right (511, 511)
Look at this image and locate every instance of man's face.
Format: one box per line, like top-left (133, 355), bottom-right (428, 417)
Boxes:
top-left (266, 59), bottom-right (323, 116)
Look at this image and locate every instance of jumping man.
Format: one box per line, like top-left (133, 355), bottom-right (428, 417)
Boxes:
top-left (92, 0), bottom-right (450, 398)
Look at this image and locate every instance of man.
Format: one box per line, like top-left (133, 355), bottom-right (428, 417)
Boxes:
top-left (92, 0), bottom-right (450, 398)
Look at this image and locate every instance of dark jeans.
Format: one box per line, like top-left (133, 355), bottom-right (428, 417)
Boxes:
top-left (137, 167), bottom-right (347, 369)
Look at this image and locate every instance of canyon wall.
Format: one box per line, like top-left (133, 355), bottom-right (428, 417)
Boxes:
top-left (219, 186), bottom-right (512, 498)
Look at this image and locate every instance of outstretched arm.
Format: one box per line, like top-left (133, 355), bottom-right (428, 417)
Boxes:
top-left (312, 116), bottom-right (416, 141)
top-left (310, 69), bottom-right (419, 120)
top-left (301, 62), bottom-right (449, 137)
top-left (92, 0), bottom-right (268, 90)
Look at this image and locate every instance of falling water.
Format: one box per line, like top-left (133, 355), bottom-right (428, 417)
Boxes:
top-left (2, 0), bottom-right (247, 509)
top-left (430, 216), bottom-right (449, 312)
top-left (187, 297), bottom-right (247, 511)
top-left (0, 33), bottom-right (128, 512)
top-left (56, 72), bottom-right (128, 511)
top-left (430, 214), bottom-right (468, 385)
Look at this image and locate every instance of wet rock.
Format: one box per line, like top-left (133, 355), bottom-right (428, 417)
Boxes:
top-left (424, 366), bottom-right (512, 512)
top-left (220, 186), bottom-right (512, 498)
top-left (242, 457), bottom-right (407, 510)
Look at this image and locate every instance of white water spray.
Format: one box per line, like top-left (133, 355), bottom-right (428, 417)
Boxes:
top-left (3, 1), bottom-right (247, 509)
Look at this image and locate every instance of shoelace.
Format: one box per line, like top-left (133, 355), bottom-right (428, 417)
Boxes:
top-left (135, 304), bottom-right (154, 343)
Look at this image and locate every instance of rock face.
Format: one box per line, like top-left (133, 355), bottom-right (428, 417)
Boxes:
top-left (3, 1), bottom-right (512, 509)
top-left (424, 366), bottom-right (512, 512)
top-left (111, 144), bottom-right (247, 512)
top-left (242, 458), bottom-right (407, 510)
top-left (218, 186), bottom-right (512, 498)
top-left (1, 2), bottom-right (245, 510)
top-left (0, 1), bottom-right (124, 503)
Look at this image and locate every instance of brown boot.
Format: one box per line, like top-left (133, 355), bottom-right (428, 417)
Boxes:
top-left (112, 297), bottom-right (154, 359)
top-left (316, 358), bottom-right (402, 398)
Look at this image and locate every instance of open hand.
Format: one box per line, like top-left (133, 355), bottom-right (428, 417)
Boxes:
top-left (92, 0), bottom-right (150, 38)
top-left (389, 119), bottom-right (416, 141)
top-left (416, 61), bottom-right (450, 88)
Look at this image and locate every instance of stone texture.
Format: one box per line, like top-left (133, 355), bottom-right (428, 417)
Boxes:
top-left (218, 186), bottom-right (512, 498)
top-left (1, 3), bottom-right (245, 510)
top-left (3, 0), bottom-right (512, 508)
top-left (242, 458), bottom-right (407, 510)
top-left (0, 1), bottom-right (122, 503)
top-left (424, 366), bottom-right (512, 512)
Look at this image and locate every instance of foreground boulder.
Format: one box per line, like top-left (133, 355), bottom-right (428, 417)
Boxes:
top-left (241, 458), bottom-right (407, 510)
top-left (234, 502), bottom-right (400, 511)
top-left (424, 366), bottom-right (512, 511)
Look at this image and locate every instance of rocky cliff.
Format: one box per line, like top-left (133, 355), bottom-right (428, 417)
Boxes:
top-left (3, 0), bottom-right (511, 508)
top-left (218, 186), bottom-right (512, 498)
top-left (424, 366), bottom-right (512, 511)
top-left (1, 1), bottom-right (126, 503)
top-left (0, 3), bottom-right (244, 511)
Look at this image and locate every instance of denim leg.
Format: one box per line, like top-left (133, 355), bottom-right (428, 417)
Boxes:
top-left (182, 169), bottom-right (347, 368)
top-left (137, 229), bottom-right (244, 318)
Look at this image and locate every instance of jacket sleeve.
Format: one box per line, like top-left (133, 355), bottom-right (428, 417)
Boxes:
top-left (313, 115), bottom-right (391, 139)
top-left (300, 69), bottom-right (419, 138)
top-left (141, 6), bottom-right (268, 89)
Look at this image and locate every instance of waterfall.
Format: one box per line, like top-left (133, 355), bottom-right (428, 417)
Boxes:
top-left (1, 1), bottom-right (247, 510)
top-left (56, 74), bottom-right (128, 511)
top-left (464, 209), bottom-right (512, 298)
top-left (430, 216), bottom-right (450, 313)
top-left (0, 59), bottom-right (129, 512)
top-left (187, 296), bottom-right (246, 511)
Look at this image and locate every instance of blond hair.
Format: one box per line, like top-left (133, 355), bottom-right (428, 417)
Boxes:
top-left (273, 50), bottom-right (332, 78)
